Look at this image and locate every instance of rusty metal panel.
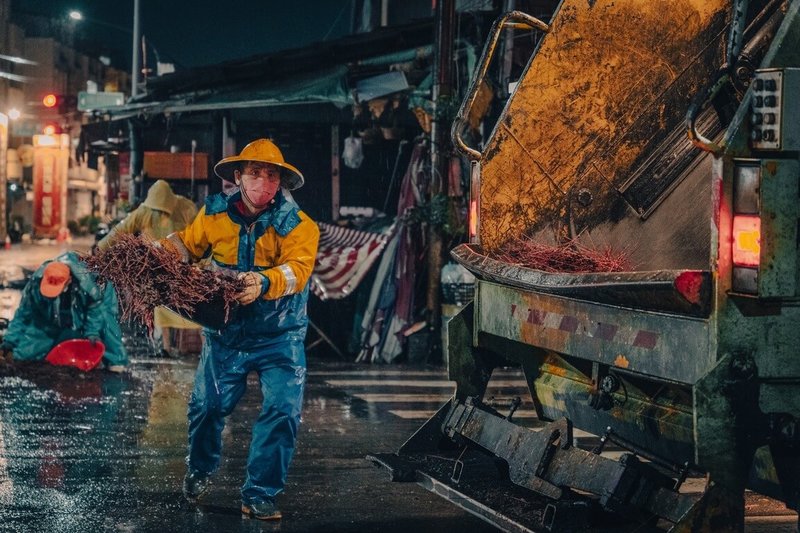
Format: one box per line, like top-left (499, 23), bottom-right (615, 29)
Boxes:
top-left (479, 0), bottom-right (730, 251)
top-left (758, 159), bottom-right (799, 297)
top-left (477, 281), bottom-right (715, 384)
top-left (452, 243), bottom-right (713, 316)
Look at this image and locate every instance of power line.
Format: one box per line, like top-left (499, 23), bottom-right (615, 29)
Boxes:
top-left (323, 0), bottom-right (351, 41)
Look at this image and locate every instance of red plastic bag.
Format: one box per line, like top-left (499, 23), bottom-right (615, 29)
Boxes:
top-left (45, 339), bottom-right (105, 372)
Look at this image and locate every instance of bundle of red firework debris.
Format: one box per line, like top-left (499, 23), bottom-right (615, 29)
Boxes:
top-left (83, 234), bottom-right (245, 331)
top-left (491, 236), bottom-right (631, 273)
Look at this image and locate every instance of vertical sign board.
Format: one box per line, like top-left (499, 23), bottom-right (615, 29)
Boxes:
top-left (32, 134), bottom-right (70, 238)
top-left (0, 113), bottom-right (7, 241)
top-left (118, 152), bottom-right (131, 200)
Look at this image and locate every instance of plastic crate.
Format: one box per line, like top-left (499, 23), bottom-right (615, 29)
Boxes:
top-left (442, 282), bottom-right (475, 306)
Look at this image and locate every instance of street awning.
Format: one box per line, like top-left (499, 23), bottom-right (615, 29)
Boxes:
top-left (96, 65), bottom-right (352, 120)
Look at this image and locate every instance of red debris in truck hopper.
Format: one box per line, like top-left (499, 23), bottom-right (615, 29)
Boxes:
top-left (491, 237), bottom-right (631, 273)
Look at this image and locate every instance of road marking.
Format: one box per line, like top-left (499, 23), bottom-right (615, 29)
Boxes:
top-left (312, 369), bottom-right (525, 378)
top-left (324, 379), bottom-right (528, 388)
top-left (130, 358), bottom-right (186, 365)
top-left (352, 393), bottom-right (452, 402)
top-left (389, 409), bottom-right (540, 419)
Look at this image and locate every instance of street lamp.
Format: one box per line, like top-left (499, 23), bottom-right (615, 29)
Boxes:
top-left (69, 2), bottom-right (141, 97)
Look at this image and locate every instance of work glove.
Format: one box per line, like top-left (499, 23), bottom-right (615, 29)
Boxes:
top-left (236, 272), bottom-right (267, 305)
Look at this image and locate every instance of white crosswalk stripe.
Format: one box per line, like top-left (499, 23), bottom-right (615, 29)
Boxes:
top-left (317, 367), bottom-right (535, 419)
top-left (315, 366), bottom-right (609, 449)
top-left (323, 379), bottom-right (529, 388)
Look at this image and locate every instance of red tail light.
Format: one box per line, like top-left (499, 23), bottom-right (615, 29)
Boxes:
top-left (732, 215), bottom-right (761, 267)
top-left (674, 271), bottom-right (705, 305)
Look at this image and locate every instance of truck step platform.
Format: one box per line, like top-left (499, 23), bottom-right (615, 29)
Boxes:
top-left (368, 450), bottom-right (658, 533)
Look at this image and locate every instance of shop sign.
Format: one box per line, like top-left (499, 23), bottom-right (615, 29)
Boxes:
top-left (143, 151), bottom-right (208, 180)
top-left (32, 134), bottom-right (69, 238)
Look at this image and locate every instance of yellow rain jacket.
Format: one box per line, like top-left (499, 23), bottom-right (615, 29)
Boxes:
top-left (170, 190), bottom-right (319, 347)
top-left (98, 180), bottom-right (199, 329)
top-left (98, 180), bottom-right (187, 249)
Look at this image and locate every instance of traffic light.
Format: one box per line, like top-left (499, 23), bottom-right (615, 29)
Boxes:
top-left (40, 93), bottom-right (77, 114)
top-left (42, 93), bottom-right (59, 108)
top-left (43, 123), bottom-right (61, 135)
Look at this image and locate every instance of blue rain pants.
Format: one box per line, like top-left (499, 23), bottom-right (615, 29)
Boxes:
top-left (186, 333), bottom-right (306, 505)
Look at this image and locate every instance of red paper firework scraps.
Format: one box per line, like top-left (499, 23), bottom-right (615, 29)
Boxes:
top-left (83, 234), bottom-right (244, 331)
top-left (492, 236), bottom-right (631, 273)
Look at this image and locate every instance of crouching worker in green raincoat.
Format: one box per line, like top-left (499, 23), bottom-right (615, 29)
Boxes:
top-left (0, 251), bottom-right (128, 372)
top-left (164, 139), bottom-right (319, 521)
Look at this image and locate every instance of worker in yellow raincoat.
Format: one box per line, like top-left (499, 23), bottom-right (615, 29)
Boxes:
top-left (164, 139), bottom-right (319, 521)
top-left (98, 180), bottom-right (200, 354)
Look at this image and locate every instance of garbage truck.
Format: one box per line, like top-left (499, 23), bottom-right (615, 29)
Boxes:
top-left (370, 0), bottom-right (800, 530)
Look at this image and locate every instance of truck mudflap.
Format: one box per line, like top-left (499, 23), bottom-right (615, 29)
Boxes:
top-left (451, 243), bottom-right (712, 318)
top-left (369, 398), bottom-right (737, 532)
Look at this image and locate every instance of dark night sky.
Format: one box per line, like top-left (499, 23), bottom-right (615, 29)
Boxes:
top-left (13, 0), bottom-right (353, 70)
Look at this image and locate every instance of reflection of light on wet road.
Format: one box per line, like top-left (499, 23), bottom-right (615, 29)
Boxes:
top-left (0, 419), bottom-right (13, 504)
top-left (0, 360), bottom-right (793, 531)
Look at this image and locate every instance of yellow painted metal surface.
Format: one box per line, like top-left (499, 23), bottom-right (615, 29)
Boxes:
top-left (479, 0), bottom-right (730, 250)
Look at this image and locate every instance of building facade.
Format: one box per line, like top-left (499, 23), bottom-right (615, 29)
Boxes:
top-left (1, 0), bottom-right (130, 241)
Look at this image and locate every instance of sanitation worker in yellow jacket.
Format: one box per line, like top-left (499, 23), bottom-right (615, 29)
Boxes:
top-left (164, 139), bottom-right (319, 521)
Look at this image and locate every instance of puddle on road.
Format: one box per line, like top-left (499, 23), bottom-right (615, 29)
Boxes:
top-left (0, 360), bottom-right (352, 532)
top-left (0, 361), bottom-right (210, 531)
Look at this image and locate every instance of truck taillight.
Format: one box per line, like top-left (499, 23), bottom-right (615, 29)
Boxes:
top-left (732, 215), bottom-right (761, 267)
top-left (731, 162), bottom-right (762, 295)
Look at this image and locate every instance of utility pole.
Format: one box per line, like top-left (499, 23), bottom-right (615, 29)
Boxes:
top-left (0, 113), bottom-right (7, 244)
top-left (131, 0), bottom-right (140, 98)
top-left (427, 0), bottom-right (455, 360)
top-left (129, 0), bottom-right (141, 204)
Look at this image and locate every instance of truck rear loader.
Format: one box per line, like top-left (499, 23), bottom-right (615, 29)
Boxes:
top-left (370, 0), bottom-right (800, 530)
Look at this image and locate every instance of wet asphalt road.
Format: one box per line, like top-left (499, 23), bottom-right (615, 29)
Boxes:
top-left (0, 239), bottom-right (497, 532)
top-left (1, 355), bottom-right (799, 533)
top-left (0, 239), bottom-right (795, 533)
top-left (0, 357), bottom-right (499, 533)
